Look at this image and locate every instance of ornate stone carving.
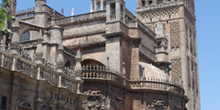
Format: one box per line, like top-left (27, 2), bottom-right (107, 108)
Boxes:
top-left (65, 36), bottom-right (106, 47)
top-left (83, 90), bottom-right (107, 110)
top-left (170, 21), bottom-right (180, 48)
top-left (170, 58), bottom-right (182, 83)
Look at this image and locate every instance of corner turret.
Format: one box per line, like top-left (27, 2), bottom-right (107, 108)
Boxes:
top-left (155, 19), bottom-right (170, 76)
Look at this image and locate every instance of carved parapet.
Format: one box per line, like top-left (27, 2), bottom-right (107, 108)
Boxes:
top-left (53, 11), bottom-right (106, 26)
top-left (129, 78), bottom-right (184, 94)
top-left (16, 7), bottom-right (35, 19)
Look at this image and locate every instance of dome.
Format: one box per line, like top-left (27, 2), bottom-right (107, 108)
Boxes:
top-left (139, 62), bottom-right (167, 80)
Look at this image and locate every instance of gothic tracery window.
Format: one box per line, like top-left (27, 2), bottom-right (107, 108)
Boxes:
top-left (20, 31), bottom-right (30, 42)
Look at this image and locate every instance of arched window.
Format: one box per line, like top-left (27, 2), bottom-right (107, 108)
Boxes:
top-left (149, 0), bottom-right (153, 5)
top-left (65, 61), bottom-right (71, 68)
top-left (20, 31), bottom-right (30, 42)
top-left (142, 0), bottom-right (145, 6)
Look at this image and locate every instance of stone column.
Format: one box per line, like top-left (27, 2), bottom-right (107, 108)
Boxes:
top-left (56, 44), bottom-right (64, 73)
top-left (42, 31), bottom-right (50, 60)
top-left (153, 0), bottom-right (157, 4)
top-left (106, 2), bottom-right (111, 22)
top-left (130, 45), bottom-right (140, 79)
top-left (116, 2), bottom-right (121, 21)
top-left (49, 25), bottom-right (63, 63)
top-left (137, 0), bottom-right (142, 7)
top-left (11, 0), bottom-right (17, 16)
top-left (11, 18), bottom-right (20, 54)
top-left (94, 0), bottom-right (97, 11)
top-left (74, 50), bottom-right (82, 80)
top-left (123, 4), bottom-right (125, 23)
top-left (35, 30), bottom-right (44, 64)
top-left (101, 0), bottom-right (104, 10)
top-left (74, 50), bottom-right (83, 94)
top-left (105, 36), bottom-right (121, 74)
top-left (146, 0), bottom-right (149, 5)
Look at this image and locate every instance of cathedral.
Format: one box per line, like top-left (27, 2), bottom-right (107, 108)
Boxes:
top-left (0, 0), bottom-right (200, 110)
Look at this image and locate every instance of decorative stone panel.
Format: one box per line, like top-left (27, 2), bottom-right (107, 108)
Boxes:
top-left (170, 58), bottom-right (182, 83)
top-left (142, 7), bottom-right (179, 18)
top-left (170, 21), bottom-right (180, 48)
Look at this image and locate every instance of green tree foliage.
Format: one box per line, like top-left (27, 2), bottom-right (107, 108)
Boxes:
top-left (0, 0), bottom-right (11, 35)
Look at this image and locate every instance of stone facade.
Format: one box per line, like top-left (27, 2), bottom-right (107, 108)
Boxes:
top-left (0, 0), bottom-right (200, 110)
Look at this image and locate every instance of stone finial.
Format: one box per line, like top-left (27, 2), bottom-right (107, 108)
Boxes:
top-left (90, 4), bottom-right (93, 12)
top-left (11, 18), bottom-right (20, 54)
top-left (61, 9), bottom-right (64, 15)
top-left (74, 49), bottom-right (82, 80)
top-left (71, 8), bottom-right (74, 16)
top-left (133, 9), bottom-right (136, 17)
top-left (56, 42), bottom-right (64, 73)
top-left (56, 52), bottom-right (64, 71)
top-left (155, 19), bottom-right (166, 39)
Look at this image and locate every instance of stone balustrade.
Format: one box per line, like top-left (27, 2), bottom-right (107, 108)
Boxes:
top-left (82, 64), bottom-right (184, 94)
top-left (53, 11), bottom-right (106, 25)
top-left (129, 79), bottom-right (184, 94)
top-left (126, 21), bottom-right (137, 27)
top-left (110, 15), bottom-right (116, 21)
top-left (0, 50), bottom-right (79, 93)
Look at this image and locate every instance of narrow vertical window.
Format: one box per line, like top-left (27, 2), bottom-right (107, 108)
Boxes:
top-left (142, 0), bottom-right (145, 6)
top-left (149, 0), bottom-right (153, 5)
top-left (97, 1), bottom-right (101, 11)
top-left (1, 96), bottom-right (7, 109)
top-left (121, 4), bottom-right (124, 20)
top-left (110, 3), bottom-right (116, 15)
top-left (103, 1), bottom-right (106, 10)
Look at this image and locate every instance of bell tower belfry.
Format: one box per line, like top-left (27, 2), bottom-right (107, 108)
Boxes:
top-left (136, 0), bottom-right (200, 110)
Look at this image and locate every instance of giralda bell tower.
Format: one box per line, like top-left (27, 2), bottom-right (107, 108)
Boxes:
top-left (137, 0), bottom-right (200, 109)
